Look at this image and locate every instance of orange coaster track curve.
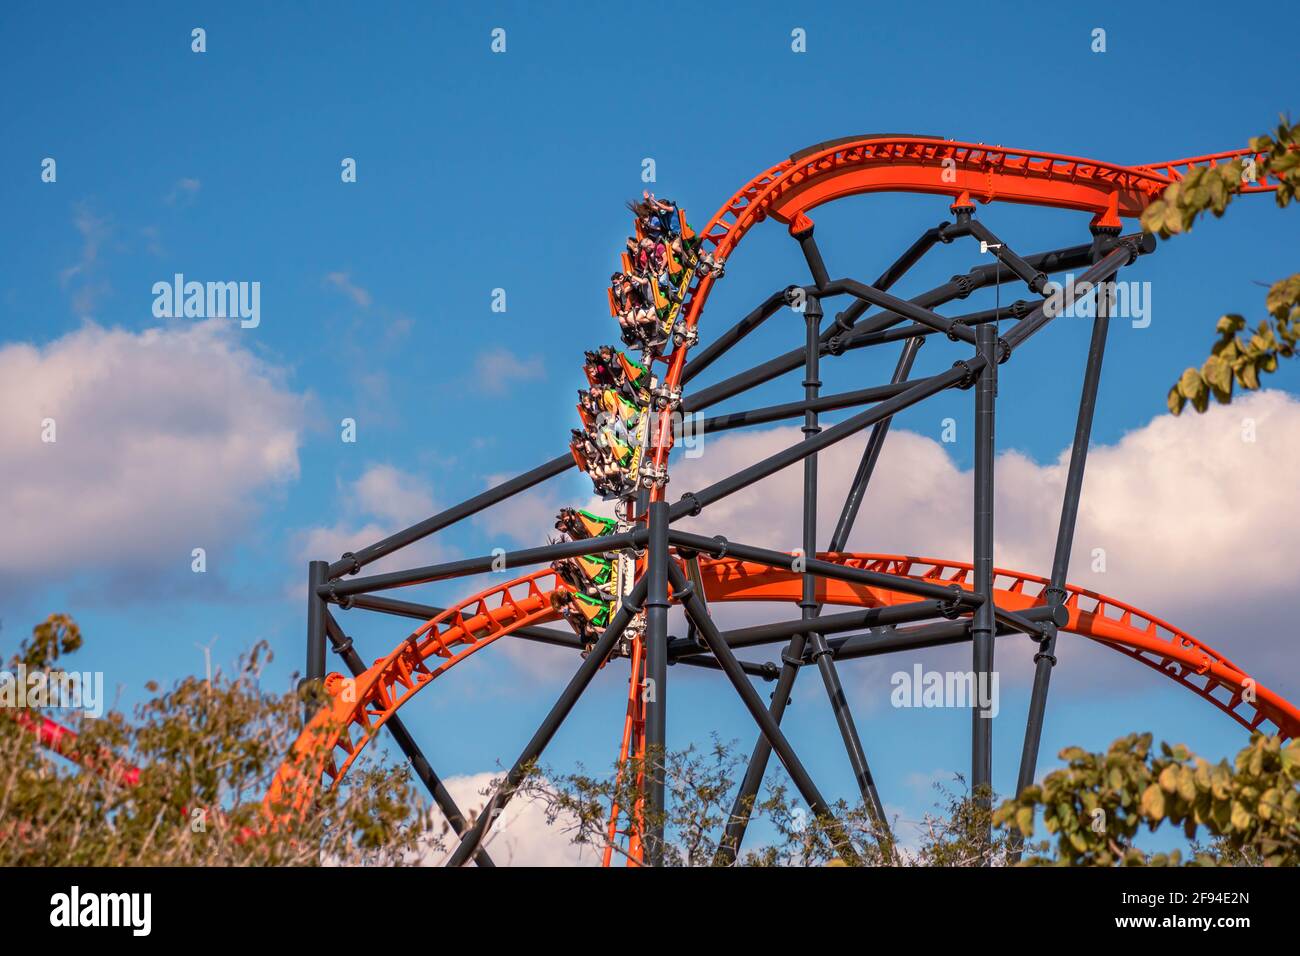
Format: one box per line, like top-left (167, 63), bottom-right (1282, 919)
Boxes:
top-left (643, 136), bottom-right (1281, 494)
top-left (260, 134), bottom-right (1291, 861)
top-left (265, 553), bottom-right (1300, 821)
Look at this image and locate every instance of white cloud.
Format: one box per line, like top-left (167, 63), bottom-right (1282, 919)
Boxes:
top-left (427, 771), bottom-right (595, 866)
top-left (292, 464), bottom-right (448, 580)
top-left (0, 320), bottom-right (304, 585)
top-left (473, 349), bottom-right (545, 395)
top-left (324, 271), bottom-right (372, 308)
top-left (665, 389), bottom-right (1300, 692)
top-left (445, 390), bottom-right (1300, 707)
top-left (59, 205), bottom-right (113, 317)
top-left (164, 177), bottom-right (201, 206)
top-left (352, 464), bottom-right (435, 526)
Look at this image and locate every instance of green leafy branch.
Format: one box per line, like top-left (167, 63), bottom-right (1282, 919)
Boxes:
top-left (1140, 117), bottom-right (1300, 414)
top-left (994, 733), bottom-right (1300, 866)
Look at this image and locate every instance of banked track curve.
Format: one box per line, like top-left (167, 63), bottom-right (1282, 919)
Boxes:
top-left (264, 553), bottom-right (1300, 818)
top-left (641, 136), bottom-right (1282, 489)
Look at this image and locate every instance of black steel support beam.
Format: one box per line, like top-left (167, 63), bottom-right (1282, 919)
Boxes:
top-left (445, 577), bottom-right (649, 867)
top-left (835, 302), bottom-right (1030, 352)
top-left (681, 238), bottom-right (1100, 416)
top-left (667, 561), bottom-right (859, 865)
top-left (830, 221), bottom-right (952, 331)
top-left (804, 302), bottom-right (888, 826)
top-left (327, 454), bottom-right (574, 579)
top-left (695, 381), bottom-right (914, 436)
top-left (971, 265), bottom-right (998, 851)
top-left (673, 652), bottom-right (779, 680)
top-left (831, 336), bottom-right (923, 549)
top-left (682, 290), bottom-right (788, 385)
top-left (827, 236), bottom-right (1096, 341)
top-left (965, 221), bottom-right (1051, 294)
top-left (834, 278), bottom-right (978, 344)
top-left (1002, 235), bottom-right (1152, 349)
top-left (668, 600), bottom-right (950, 659)
top-left (717, 298), bottom-right (822, 862)
top-left (668, 530), bottom-right (985, 608)
top-left (719, 296), bottom-right (889, 861)
top-left (321, 612), bottom-right (495, 868)
top-left (340, 593), bottom-right (585, 649)
top-left (326, 529), bottom-right (648, 598)
top-left (670, 362), bottom-right (982, 522)
top-left (643, 501), bottom-right (671, 866)
top-left (825, 607), bottom-right (1061, 660)
top-left (795, 224), bottom-right (832, 290)
top-left (1014, 229), bottom-right (1117, 808)
top-left (304, 560), bottom-right (327, 722)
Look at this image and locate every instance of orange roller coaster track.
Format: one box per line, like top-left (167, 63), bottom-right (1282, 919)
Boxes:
top-left (266, 553), bottom-right (1300, 825)
top-left (246, 134), bottom-right (1294, 867)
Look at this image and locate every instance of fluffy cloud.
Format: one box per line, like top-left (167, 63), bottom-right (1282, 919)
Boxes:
top-left (294, 464), bottom-right (446, 577)
top-left (323, 271), bottom-right (372, 308)
top-left (666, 389), bottom-right (1300, 693)
top-left (0, 320), bottom-right (303, 587)
top-left (457, 391), bottom-right (1300, 704)
top-left (164, 177), bottom-right (201, 207)
top-left (429, 771), bottom-right (595, 866)
top-left (59, 205), bottom-right (113, 318)
top-left (473, 349), bottom-right (545, 395)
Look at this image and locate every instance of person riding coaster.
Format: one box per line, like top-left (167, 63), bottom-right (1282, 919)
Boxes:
top-left (576, 386), bottom-right (638, 447)
top-left (583, 349), bottom-right (617, 388)
top-left (584, 345), bottom-right (651, 405)
top-left (576, 388), bottom-right (602, 426)
top-left (554, 507), bottom-right (616, 540)
top-left (621, 318), bottom-right (665, 355)
top-left (627, 196), bottom-right (676, 239)
top-left (549, 588), bottom-right (611, 648)
top-left (594, 384), bottom-right (643, 427)
top-left (570, 428), bottom-right (613, 485)
top-left (551, 553), bottom-right (615, 599)
top-left (571, 424), bottom-right (637, 497)
top-left (610, 272), bottom-right (659, 343)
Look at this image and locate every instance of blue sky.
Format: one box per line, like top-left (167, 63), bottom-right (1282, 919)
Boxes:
top-left (2, 1), bottom-right (1296, 859)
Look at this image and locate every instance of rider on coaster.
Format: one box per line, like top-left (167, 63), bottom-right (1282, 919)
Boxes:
top-left (592, 383), bottom-right (642, 426)
top-left (550, 589), bottom-right (611, 647)
top-left (616, 349), bottom-right (652, 400)
top-left (585, 345), bottom-right (652, 406)
top-left (611, 272), bottom-right (658, 345)
top-left (555, 507), bottom-right (616, 541)
top-left (552, 553), bottom-right (615, 600)
top-left (637, 191), bottom-right (679, 236)
top-left (573, 424), bottom-right (633, 496)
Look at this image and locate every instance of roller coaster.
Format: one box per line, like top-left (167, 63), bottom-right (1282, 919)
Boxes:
top-left (23, 135), bottom-right (1300, 866)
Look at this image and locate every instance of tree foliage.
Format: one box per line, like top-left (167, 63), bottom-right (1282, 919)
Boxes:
top-left (523, 743), bottom-right (1021, 867)
top-left (1, 615), bottom-right (433, 866)
top-left (995, 732), bottom-right (1299, 866)
top-left (1139, 118), bottom-right (1300, 414)
top-left (6, 617), bottom-right (1295, 867)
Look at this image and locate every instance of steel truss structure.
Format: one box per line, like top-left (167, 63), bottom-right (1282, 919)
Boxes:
top-left (264, 136), bottom-right (1300, 866)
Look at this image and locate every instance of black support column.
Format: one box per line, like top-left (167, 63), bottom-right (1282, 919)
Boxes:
top-left (446, 578), bottom-right (649, 866)
top-left (717, 291), bottom-right (886, 863)
top-left (971, 278), bottom-right (998, 849)
top-left (1014, 226), bottom-right (1117, 801)
top-left (304, 560), bottom-right (327, 723)
top-left (643, 500), bottom-right (671, 866)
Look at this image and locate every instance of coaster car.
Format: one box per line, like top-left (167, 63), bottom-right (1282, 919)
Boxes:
top-left (555, 507), bottom-right (616, 540)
